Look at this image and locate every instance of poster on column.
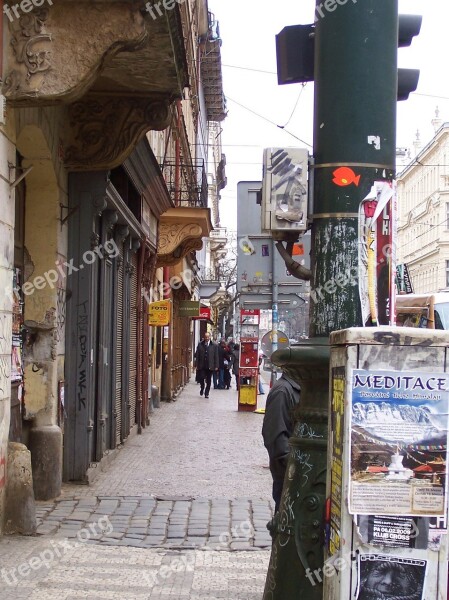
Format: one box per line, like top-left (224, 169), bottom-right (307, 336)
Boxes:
top-left (349, 369), bottom-right (449, 516)
top-left (329, 367), bottom-right (345, 555)
top-left (356, 554), bottom-right (427, 600)
top-left (358, 181), bottom-right (396, 327)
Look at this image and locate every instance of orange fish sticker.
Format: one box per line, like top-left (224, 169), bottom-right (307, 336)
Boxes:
top-left (332, 167), bottom-right (361, 187)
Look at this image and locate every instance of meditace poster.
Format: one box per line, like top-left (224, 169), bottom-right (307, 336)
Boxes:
top-left (350, 369), bottom-right (449, 516)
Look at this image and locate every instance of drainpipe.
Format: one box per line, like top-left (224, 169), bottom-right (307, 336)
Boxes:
top-left (175, 100), bottom-right (181, 205)
top-left (0, 1), bottom-right (3, 81)
top-left (160, 266), bottom-right (172, 402)
top-left (136, 242), bottom-right (145, 434)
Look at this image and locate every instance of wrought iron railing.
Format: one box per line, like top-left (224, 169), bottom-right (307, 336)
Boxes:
top-left (161, 159), bottom-right (208, 208)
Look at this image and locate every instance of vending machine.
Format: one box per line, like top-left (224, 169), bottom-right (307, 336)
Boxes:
top-left (238, 309), bottom-right (260, 412)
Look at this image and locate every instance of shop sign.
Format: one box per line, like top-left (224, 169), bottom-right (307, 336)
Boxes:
top-left (148, 300), bottom-right (171, 326)
top-left (178, 301), bottom-right (200, 317)
top-left (192, 307), bottom-right (211, 320)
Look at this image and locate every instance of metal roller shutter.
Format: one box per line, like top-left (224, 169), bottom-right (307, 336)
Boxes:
top-left (129, 252), bottom-right (138, 426)
top-left (115, 243), bottom-right (124, 445)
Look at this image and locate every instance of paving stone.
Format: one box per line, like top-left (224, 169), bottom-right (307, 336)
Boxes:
top-left (3, 381), bottom-right (274, 597)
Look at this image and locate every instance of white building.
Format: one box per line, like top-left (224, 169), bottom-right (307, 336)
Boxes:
top-left (397, 113), bottom-right (449, 293)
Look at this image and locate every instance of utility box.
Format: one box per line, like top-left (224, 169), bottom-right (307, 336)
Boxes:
top-left (262, 147), bottom-right (309, 236)
top-left (324, 327), bottom-right (449, 600)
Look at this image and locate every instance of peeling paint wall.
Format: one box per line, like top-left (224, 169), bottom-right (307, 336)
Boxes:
top-left (0, 112), bottom-right (17, 533)
top-left (16, 110), bottom-right (68, 430)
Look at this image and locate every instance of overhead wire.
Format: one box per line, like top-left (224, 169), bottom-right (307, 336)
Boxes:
top-left (226, 96), bottom-right (312, 147)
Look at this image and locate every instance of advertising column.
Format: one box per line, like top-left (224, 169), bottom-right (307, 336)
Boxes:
top-left (325, 327), bottom-right (449, 600)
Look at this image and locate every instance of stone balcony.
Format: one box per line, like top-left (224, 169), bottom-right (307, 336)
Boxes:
top-left (3, 3), bottom-right (189, 169)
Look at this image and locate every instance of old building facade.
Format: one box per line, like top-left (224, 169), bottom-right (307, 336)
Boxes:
top-left (397, 116), bottom-right (449, 293)
top-left (0, 1), bottom-right (226, 532)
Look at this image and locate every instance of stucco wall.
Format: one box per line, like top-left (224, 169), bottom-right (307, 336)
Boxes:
top-left (0, 113), bottom-right (17, 533)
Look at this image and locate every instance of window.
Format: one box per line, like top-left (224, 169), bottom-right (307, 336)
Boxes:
top-left (446, 202), bottom-right (449, 229)
top-left (446, 260), bottom-right (449, 288)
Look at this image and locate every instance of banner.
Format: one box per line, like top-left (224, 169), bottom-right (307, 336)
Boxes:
top-left (148, 300), bottom-right (171, 326)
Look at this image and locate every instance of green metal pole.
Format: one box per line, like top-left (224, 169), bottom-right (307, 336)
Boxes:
top-left (310, 0), bottom-right (397, 336)
top-left (264, 2), bottom-right (399, 599)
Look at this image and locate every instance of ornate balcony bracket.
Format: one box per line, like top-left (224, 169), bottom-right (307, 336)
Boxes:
top-left (63, 95), bottom-right (171, 170)
top-left (157, 207), bottom-right (213, 267)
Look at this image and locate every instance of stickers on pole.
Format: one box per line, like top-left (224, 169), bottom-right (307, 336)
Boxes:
top-left (349, 369), bottom-right (449, 517)
top-left (358, 181), bottom-right (396, 327)
top-left (329, 367), bottom-right (345, 556)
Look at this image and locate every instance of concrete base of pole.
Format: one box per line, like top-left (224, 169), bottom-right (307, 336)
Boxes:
top-left (29, 425), bottom-right (62, 501)
top-left (4, 442), bottom-right (36, 535)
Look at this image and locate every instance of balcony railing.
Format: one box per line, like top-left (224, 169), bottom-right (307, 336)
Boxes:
top-left (161, 159), bottom-right (208, 208)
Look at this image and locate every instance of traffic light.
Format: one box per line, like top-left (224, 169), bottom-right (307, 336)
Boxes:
top-left (397, 14), bottom-right (422, 100)
top-left (275, 14), bottom-right (422, 101)
top-left (276, 25), bottom-right (314, 85)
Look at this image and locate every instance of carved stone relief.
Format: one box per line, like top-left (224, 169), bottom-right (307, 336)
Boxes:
top-left (63, 96), bottom-right (171, 170)
top-left (157, 222), bottom-right (205, 267)
top-left (4, 10), bottom-right (53, 97)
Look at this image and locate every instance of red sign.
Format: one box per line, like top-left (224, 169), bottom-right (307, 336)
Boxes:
top-left (192, 307), bottom-right (211, 320)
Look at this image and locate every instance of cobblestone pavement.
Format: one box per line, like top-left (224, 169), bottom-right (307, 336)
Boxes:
top-left (58, 378), bottom-right (271, 499)
top-left (1, 379), bottom-right (274, 598)
top-left (34, 496), bottom-right (274, 550)
top-left (0, 535), bottom-right (269, 599)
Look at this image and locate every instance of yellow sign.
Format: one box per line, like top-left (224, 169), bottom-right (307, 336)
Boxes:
top-left (148, 300), bottom-right (171, 326)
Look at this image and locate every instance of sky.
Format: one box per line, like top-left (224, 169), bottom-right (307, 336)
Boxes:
top-left (211, 0), bottom-right (449, 232)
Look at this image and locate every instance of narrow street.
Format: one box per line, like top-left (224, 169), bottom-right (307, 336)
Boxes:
top-left (0, 379), bottom-right (273, 599)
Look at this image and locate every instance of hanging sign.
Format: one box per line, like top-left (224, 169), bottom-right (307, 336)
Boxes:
top-left (192, 307), bottom-right (211, 321)
top-left (148, 300), bottom-right (171, 326)
top-left (178, 301), bottom-right (200, 317)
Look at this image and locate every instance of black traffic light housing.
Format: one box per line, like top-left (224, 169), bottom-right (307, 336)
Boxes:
top-left (397, 14), bottom-right (422, 100)
top-left (276, 24), bottom-right (314, 85)
top-left (276, 14), bottom-right (422, 101)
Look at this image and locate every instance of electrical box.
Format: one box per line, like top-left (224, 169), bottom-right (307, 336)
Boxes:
top-left (262, 147), bottom-right (309, 234)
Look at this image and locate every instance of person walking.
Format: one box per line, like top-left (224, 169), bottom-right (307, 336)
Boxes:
top-left (262, 372), bottom-right (300, 512)
top-left (257, 355), bottom-right (265, 395)
top-left (232, 343), bottom-right (240, 390)
top-left (217, 340), bottom-right (226, 389)
top-left (223, 341), bottom-right (233, 389)
top-left (194, 331), bottom-right (219, 398)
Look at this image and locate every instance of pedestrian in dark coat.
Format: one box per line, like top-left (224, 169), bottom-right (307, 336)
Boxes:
top-left (262, 373), bottom-right (300, 512)
top-left (217, 341), bottom-right (226, 389)
top-left (232, 344), bottom-right (240, 390)
top-left (223, 342), bottom-right (233, 389)
top-left (194, 332), bottom-right (219, 398)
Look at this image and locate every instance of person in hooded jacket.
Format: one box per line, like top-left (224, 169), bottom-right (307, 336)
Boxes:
top-left (262, 372), bottom-right (300, 512)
